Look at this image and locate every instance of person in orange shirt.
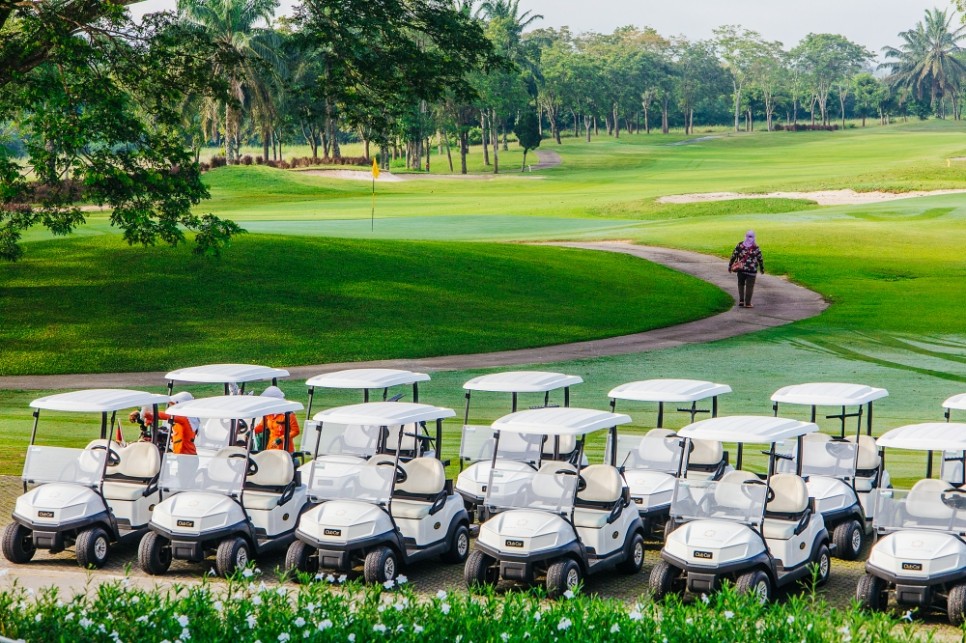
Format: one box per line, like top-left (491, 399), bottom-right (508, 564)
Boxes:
top-left (254, 386), bottom-right (299, 452)
top-left (133, 391), bottom-right (198, 455)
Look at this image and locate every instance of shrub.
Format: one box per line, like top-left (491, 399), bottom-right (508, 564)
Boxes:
top-left (773, 123), bottom-right (840, 132)
top-left (241, 155), bottom-right (253, 166)
top-left (255, 156), bottom-right (264, 165)
top-left (210, 155), bottom-right (227, 168)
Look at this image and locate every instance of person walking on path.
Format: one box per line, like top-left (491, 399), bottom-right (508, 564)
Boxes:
top-left (728, 230), bottom-right (765, 308)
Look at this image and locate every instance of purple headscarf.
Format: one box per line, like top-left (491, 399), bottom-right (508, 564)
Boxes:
top-left (742, 230), bottom-right (756, 248)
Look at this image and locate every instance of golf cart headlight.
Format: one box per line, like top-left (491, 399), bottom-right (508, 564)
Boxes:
top-left (201, 512), bottom-right (229, 531)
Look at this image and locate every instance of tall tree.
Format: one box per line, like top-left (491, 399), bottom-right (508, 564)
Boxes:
top-left (792, 33), bottom-right (872, 126)
top-left (714, 26), bottom-right (765, 132)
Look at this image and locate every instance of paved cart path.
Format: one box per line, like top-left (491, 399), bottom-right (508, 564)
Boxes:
top-left (0, 242), bottom-right (827, 390)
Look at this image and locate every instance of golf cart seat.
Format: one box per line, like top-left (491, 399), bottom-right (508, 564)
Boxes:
top-left (355, 455), bottom-right (398, 497)
top-left (530, 461), bottom-right (579, 506)
top-left (83, 439), bottom-right (121, 475)
top-left (685, 439), bottom-right (727, 480)
top-left (714, 470), bottom-right (760, 511)
top-left (573, 465), bottom-right (625, 528)
top-left (102, 442), bottom-right (162, 501)
top-left (905, 479), bottom-right (955, 524)
top-left (634, 429), bottom-right (682, 465)
top-left (846, 435), bottom-right (881, 491)
top-left (207, 446), bottom-right (249, 485)
top-left (391, 457), bottom-right (447, 519)
top-left (762, 474), bottom-right (811, 540)
top-left (383, 423), bottom-right (423, 457)
top-left (244, 450), bottom-right (297, 510)
top-left (195, 418), bottom-right (233, 452)
top-left (542, 434), bottom-right (580, 463)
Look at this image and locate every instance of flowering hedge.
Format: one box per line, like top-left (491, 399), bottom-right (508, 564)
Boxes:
top-left (0, 572), bottom-right (929, 643)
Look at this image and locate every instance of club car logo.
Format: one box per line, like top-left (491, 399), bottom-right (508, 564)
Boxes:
top-left (323, 528), bottom-right (342, 537)
top-left (633, 497), bottom-right (643, 504)
top-left (693, 550), bottom-right (714, 560)
top-left (901, 562), bottom-right (923, 571)
top-left (176, 520), bottom-right (195, 528)
top-left (37, 510), bottom-right (54, 518)
top-left (505, 539), bottom-right (525, 548)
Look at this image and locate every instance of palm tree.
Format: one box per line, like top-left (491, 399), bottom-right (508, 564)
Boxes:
top-left (880, 8), bottom-right (966, 119)
top-left (177, 0), bottom-right (282, 160)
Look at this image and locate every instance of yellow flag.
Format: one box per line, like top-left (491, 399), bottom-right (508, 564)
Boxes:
top-left (372, 158), bottom-right (380, 179)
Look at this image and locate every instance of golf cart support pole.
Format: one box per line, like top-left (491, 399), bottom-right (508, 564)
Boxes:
top-left (412, 382), bottom-right (419, 403)
top-left (460, 392), bottom-right (472, 472)
top-left (657, 402), bottom-right (664, 428)
top-left (512, 393), bottom-right (517, 413)
top-left (564, 387), bottom-right (570, 408)
top-left (283, 413), bottom-right (292, 452)
top-left (306, 387), bottom-right (316, 421)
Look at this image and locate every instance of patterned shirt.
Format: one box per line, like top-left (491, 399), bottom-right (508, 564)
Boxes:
top-left (729, 243), bottom-right (764, 275)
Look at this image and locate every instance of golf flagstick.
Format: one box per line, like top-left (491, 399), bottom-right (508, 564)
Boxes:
top-left (371, 157), bottom-right (380, 230)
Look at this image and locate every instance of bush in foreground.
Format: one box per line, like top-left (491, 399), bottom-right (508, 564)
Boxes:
top-left (0, 573), bottom-right (927, 642)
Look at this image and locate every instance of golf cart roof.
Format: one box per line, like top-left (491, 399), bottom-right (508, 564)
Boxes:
top-left (30, 389), bottom-right (171, 413)
top-left (164, 364), bottom-right (290, 384)
top-left (491, 407), bottom-right (631, 437)
top-left (313, 402), bottom-right (455, 425)
top-left (305, 368), bottom-right (430, 389)
top-left (463, 371), bottom-right (583, 393)
top-left (678, 415), bottom-right (818, 443)
top-left (943, 394), bottom-right (966, 411)
top-left (876, 423), bottom-right (966, 451)
top-left (770, 382), bottom-right (888, 407)
top-left (608, 379), bottom-right (732, 402)
top-left (164, 395), bottom-right (302, 420)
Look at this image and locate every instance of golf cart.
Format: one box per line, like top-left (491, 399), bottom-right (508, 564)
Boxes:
top-left (939, 393), bottom-right (966, 483)
top-left (858, 422), bottom-right (966, 623)
top-left (455, 371), bottom-right (583, 522)
top-left (607, 379), bottom-right (733, 539)
top-left (3, 389), bottom-right (170, 568)
top-left (299, 368), bottom-right (431, 458)
top-left (138, 395), bottom-right (307, 577)
top-left (286, 402), bottom-right (468, 583)
top-left (163, 363), bottom-right (290, 456)
top-left (651, 416), bottom-right (831, 603)
top-left (465, 407), bottom-right (645, 598)
top-left (771, 382), bottom-right (890, 559)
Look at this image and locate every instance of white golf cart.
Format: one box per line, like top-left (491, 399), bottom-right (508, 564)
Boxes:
top-left (286, 402), bottom-right (468, 583)
top-left (607, 379), bottom-right (732, 539)
top-left (3, 389), bottom-right (170, 568)
top-left (138, 395), bottom-right (307, 577)
top-left (939, 394), bottom-right (966, 484)
top-left (465, 407), bottom-right (645, 597)
top-left (455, 371), bottom-right (583, 522)
top-left (163, 363), bottom-right (290, 456)
top-left (858, 422), bottom-right (966, 623)
top-left (771, 382), bottom-right (890, 559)
top-left (651, 416), bottom-right (831, 603)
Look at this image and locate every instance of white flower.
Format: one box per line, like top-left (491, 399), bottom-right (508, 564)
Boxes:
top-left (277, 587), bottom-right (286, 596)
top-left (557, 617), bottom-right (572, 631)
top-left (787, 615), bottom-right (795, 624)
top-left (628, 610), bottom-right (642, 621)
top-left (278, 634), bottom-right (290, 642)
top-left (414, 625), bottom-right (424, 633)
top-left (34, 615), bottom-right (41, 623)
top-left (181, 628), bottom-right (191, 640)
top-left (685, 618), bottom-right (693, 625)
top-left (902, 610), bottom-right (914, 622)
top-left (338, 574), bottom-right (348, 583)
top-left (724, 611), bottom-right (734, 620)
top-left (303, 633), bottom-right (310, 639)
top-left (294, 617), bottom-right (306, 628)
top-left (319, 619), bottom-right (333, 630)
top-left (130, 596), bottom-right (140, 604)
top-left (441, 603), bottom-right (451, 615)
top-left (533, 612), bottom-right (541, 621)
top-left (383, 579), bottom-right (395, 589)
top-left (436, 590), bottom-right (447, 600)
top-left (373, 624), bottom-right (387, 633)
top-left (397, 575), bottom-right (408, 585)
top-left (563, 589), bottom-right (575, 599)
top-left (136, 616), bottom-right (149, 624)
top-left (177, 615), bottom-right (190, 628)
top-left (701, 593), bottom-right (710, 604)
top-left (242, 568), bottom-right (254, 578)
top-left (66, 613), bottom-right (75, 621)
top-left (213, 600), bottom-right (224, 613)
top-left (253, 596), bottom-right (263, 606)
top-left (610, 624), bottom-right (620, 634)
top-left (501, 634), bottom-right (509, 642)
top-left (255, 568), bottom-right (262, 575)
top-left (246, 614), bottom-right (257, 629)
top-left (394, 603), bottom-right (404, 612)
top-left (314, 573), bottom-right (324, 581)
top-left (304, 602), bottom-right (317, 614)
top-left (326, 574), bottom-right (335, 583)
top-left (80, 617), bottom-right (93, 629)
top-left (208, 568), bottom-right (217, 576)
top-left (348, 635), bottom-right (356, 643)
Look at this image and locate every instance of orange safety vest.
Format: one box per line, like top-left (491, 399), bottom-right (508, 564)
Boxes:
top-left (255, 413), bottom-right (300, 452)
top-left (155, 410), bottom-right (197, 455)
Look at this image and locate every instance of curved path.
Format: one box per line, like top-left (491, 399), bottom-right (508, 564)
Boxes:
top-left (0, 242), bottom-right (827, 390)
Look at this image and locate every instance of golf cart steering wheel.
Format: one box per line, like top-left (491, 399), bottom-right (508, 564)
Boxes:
top-left (740, 479), bottom-right (767, 501)
top-left (90, 444), bottom-right (122, 466)
top-left (376, 460), bottom-right (408, 483)
top-left (228, 452), bottom-right (258, 476)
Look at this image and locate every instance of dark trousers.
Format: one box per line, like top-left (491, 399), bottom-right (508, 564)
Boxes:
top-left (737, 272), bottom-right (757, 304)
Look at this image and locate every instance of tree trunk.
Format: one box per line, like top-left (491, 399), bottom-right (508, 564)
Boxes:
top-left (445, 129), bottom-right (454, 172)
top-left (661, 97), bottom-right (669, 134)
top-left (613, 104), bottom-right (620, 138)
top-left (584, 115), bottom-right (592, 142)
top-left (643, 105), bottom-right (650, 134)
top-left (459, 129), bottom-right (468, 174)
top-left (521, 148), bottom-right (527, 172)
top-left (571, 109), bottom-right (579, 138)
top-left (491, 108), bottom-right (499, 174)
top-left (732, 80), bottom-right (741, 133)
top-left (481, 110), bottom-right (490, 166)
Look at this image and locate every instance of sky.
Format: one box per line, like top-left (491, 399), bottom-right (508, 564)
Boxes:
top-left (131, 0), bottom-right (952, 56)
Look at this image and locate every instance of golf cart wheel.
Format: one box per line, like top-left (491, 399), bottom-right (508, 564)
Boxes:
top-left (648, 560), bottom-right (682, 600)
top-left (464, 549), bottom-right (498, 589)
top-left (216, 536), bottom-right (251, 578)
top-left (948, 583), bottom-right (966, 625)
top-left (833, 519), bottom-right (864, 560)
top-left (545, 558), bottom-right (581, 599)
top-left (138, 531), bottom-right (172, 575)
top-left (856, 573), bottom-right (888, 611)
top-left (75, 526), bottom-right (111, 569)
top-left (364, 546), bottom-right (398, 584)
top-left (813, 544), bottom-right (832, 586)
top-left (440, 524), bottom-right (470, 564)
top-left (618, 531), bottom-right (645, 574)
top-left (284, 540), bottom-right (318, 581)
top-left (1, 522), bottom-right (35, 564)
top-left (736, 569), bottom-right (772, 604)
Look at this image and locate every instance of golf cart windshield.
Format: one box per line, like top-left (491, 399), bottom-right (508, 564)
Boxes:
top-left (160, 452), bottom-right (247, 496)
top-left (670, 478), bottom-right (767, 526)
top-left (798, 439), bottom-right (857, 479)
top-left (305, 459), bottom-right (395, 504)
top-left (303, 421), bottom-right (381, 458)
top-left (485, 463), bottom-right (579, 514)
top-left (607, 433), bottom-right (683, 474)
top-left (460, 425), bottom-right (544, 465)
top-left (874, 487), bottom-right (966, 534)
top-left (22, 446), bottom-right (109, 486)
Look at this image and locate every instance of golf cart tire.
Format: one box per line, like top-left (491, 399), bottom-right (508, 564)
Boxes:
top-left (545, 558), bottom-right (581, 599)
top-left (75, 526), bottom-right (111, 569)
top-left (464, 549), bottom-right (498, 589)
top-left (949, 583), bottom-right (966, 625)
top-left (364, 546), bottom-right (398, 584)
top-left (216, 536), bottom-right (251, 578)
top-left (856, 573), bottom-right (888, 611)
top-left (618, 531), bottom-right (645, 574)
top-left (736, 569), bottom-right (772, 604)
top-left (138, 531), bottom-right (172, 576)
top-left (648, 560), bottom-right (681, 600)
top-left (440, 523), bottom-right (470, 564)
top-left (833, 519), bottom-right (864, 560)
top-left (1, 522), bottom-right (35, 564)
top-left (813, 544), bottom-right (832, 586)
top-left (284, 540), bottom-right (318, 581)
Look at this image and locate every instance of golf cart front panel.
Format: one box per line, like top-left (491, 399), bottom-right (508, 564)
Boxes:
top-left (299, 499), bottom-right (394, 547)
top-left (477, 509), bottom-right (578, 558)
top-left (868, 529), bottom-right (966, 589)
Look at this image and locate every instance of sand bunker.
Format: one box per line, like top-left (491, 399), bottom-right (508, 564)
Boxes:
top-left (657, 189), bottom-right (966, 206)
